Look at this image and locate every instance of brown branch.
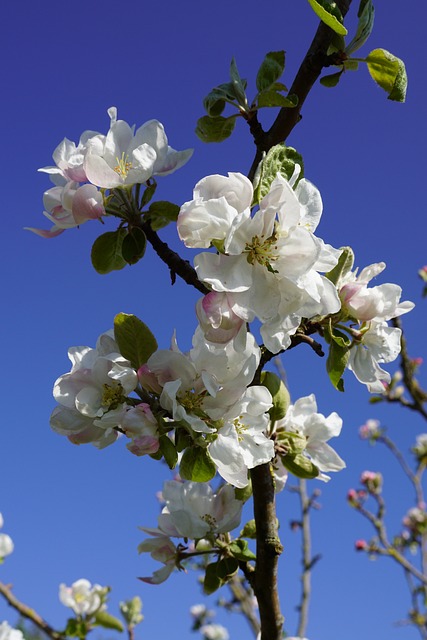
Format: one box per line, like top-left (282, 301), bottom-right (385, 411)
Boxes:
top-left (391, 317), bottom-right (427, 420)
top-left (250, 464), bottom-right (284, 640)
top-left (140, 221), bottom-right (209, 295)
top-left (0, 582), bottom-right (64, 640)
top-left (248, 0), bottom-right (353, 181)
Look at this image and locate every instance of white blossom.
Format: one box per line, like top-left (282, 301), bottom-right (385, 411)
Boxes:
top-left (84, 107), bottom-right (193, 188)
top-left (276, 394), bottom-right (345, 481)
top-left (0, 622), bottom-right (24, 640)
top-left (156, 481), bottom-right (243, 539)
top-left (59, 579), bottom-right (105, 616)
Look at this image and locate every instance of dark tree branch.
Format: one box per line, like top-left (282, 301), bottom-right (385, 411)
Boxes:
top-left (140, 222), bottom-right (209, 295)
top-left (0, 582), bottom-right (63, 640)
top-left (250, 464), bottom-right (284, 640)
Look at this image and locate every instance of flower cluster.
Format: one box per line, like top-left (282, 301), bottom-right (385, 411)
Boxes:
top-left (27, 107), bottom-right (193, 238)
top-left (138, 479), bottom-right (243, 583)
top-left (178, 170), bottom-right (341, 353)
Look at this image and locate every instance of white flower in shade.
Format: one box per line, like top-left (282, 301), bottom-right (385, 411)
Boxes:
top-left (122, 404), bottom-right (160, 456)
top-left (0, 622), bottom-right (24, 640)
top-left (200, 624), bottom-right (230, 640)
top-left (84, 107), bottom-right (193, 188)
top-left (138, 532), bottom-right (179, 584)
top-left (340, 261), bottom-right (414, 323)
top-left (0, 515), bottom-right (13, 559)
top-left (347, 321), bottom-right (402, 393)
top-left (276, 394), bottom-right (345, 481)
top-left (59, 579), bottom-right (105, 616)
top-left (26, 182), bottom-right (105, 238)
top-left (156, 481), bottom-right (243, 539)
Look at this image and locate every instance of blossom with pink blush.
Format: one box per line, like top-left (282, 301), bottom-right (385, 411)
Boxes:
top-left (122, 404), bottom-right (160, 456)
top-left (359, 419), bottom-right (381, 440)
top-left (196, 292), bottom-right (244, 343)
top-left (355, 539), bottom-right (368, 551)
top-left (26, 182), bottom-right (105, 238)
top-left (360, 470), bottom-right (382, 494)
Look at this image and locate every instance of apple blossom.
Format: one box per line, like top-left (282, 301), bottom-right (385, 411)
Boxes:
top-left (339, 261), bottom-right (414, 323)
top-left (26, 182), bottom-right (105, 238)
top-left (208, 385), bottom-right (274, 487)
top-left (38, 129), bottom-right (103, 185)
top-left (156, 480), bottom-right (243, 539)
top-left (359, 418), bottom-right (381, 440)
top-left (196, 292), bottom-right (244, 344)
top-left (84, 107), bottom-right (193, 189)
top-left (347, 321), bottom-right (402, 393)
top-left (0, 515), bottom-right (13, 559)
top-left (50, 330), bottom-right (137, 447)
top-left (137, 531), bottom-right (181, 584)
top-left (275, 394), bottom-right (345, 481)
top-left (200, 624), bottom-right (230, 640)
top-left (122, 404), bottom-right (160, 456)
top-left (178, 171), bottom-right (341, 352)
top-left (59, 579), bottom-right (106, 616)
top-left (0, 623), bottom-right (24, 640)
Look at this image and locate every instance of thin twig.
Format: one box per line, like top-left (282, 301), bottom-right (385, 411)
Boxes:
top-left (0, 582), bottom-right (64, 640)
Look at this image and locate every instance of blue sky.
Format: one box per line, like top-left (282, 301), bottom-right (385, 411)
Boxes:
top-left (2, 1), bottom-right (427, 639)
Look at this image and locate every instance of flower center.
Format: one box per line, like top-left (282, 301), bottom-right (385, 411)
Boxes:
top-left (201, 513), bottom-right (217, 530)
top-left (114, 152), bottom-right (133, 178)
top-left (244, 230), bottom-right (279, 274)
top-left (180, 389), bottom-right (205, 413)
top-left (101, 381), bottom-right (126, 410)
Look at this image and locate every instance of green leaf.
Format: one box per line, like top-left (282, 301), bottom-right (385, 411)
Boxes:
top-left (159, 435), bottom-right (178, 469)
top-left (179, 446), bottom-right (216, 482)
top-left (325, 246), bottom-right (354, 285)
top-left (276, 430), bottom-right (307, 456)
top-left (114, 312), bottom-right (158, 369)
top-left (229, 539), bottom-right (256, 561)
top-left (91, 229), bottom-right (127, 274)
top-left (121, 227), bottom-right (146, 265)
top-left (216, 557), bottom-right (239, 580)
top-left (320, 69), bottom-right (344, 87)
top-left (174, 428), bottom-right (193, 452)
top-left (345, 0), bottom-right (374, 55)
top-left (260, 371), bottom-right (290, 421)
top-left (140, 181), bottom-right (157, 208)
top-left (240, 519), bottom-right (257, 539)
top-left (326, 338), bottom-right (349, 391)
top-left (281, 453), bottom-right (320, 479)
top-left (257, 91), bottom-right (298, 108)
top-left (366, 48), bottom-right (407, 102)
top-left (253, 144), bottom-right (304, 203)
top-left (64, 619), bottom-right (89, 639)
top-left (229, 57), bottom-right (248, 108)
top-left (256, 51), bottom-right (285, 93)
top-left (307, 0), bottom-right (348, 35)
top-left (146, 201), bottom-right (180, 231)
top-left (203, 91), bottom-right (226, 117)
top-left (234, 480), bottom-right (252, 503)
top-left (93, 611), bottom-right (124, 633)
top-left (195, 115), bottom-right (237, 143)
top-left (203, 562), bottom-right (223, 595)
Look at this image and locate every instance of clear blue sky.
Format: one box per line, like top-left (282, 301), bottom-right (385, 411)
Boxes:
top-left (1, 1), bottom-right (426, 639)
